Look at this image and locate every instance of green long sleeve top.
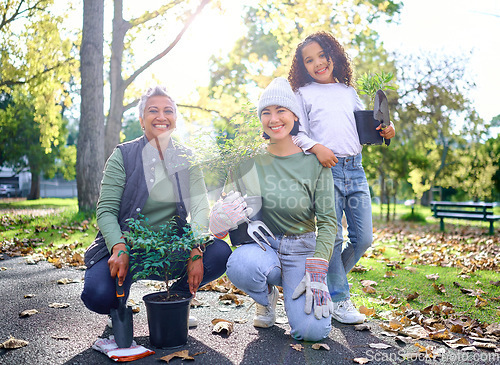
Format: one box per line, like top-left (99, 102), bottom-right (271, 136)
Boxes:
top-left (226, 151), bottom-right (337, 261)
top-left (96, 147), bottom-right (210, 253)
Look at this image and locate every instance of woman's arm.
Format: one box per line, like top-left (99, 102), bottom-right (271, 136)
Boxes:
top-left (312, 167), bottom-right (338, 261)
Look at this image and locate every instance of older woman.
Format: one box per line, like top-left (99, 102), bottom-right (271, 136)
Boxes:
top-left (209, 78), bottom-right (337, 342)
top-left (81, 85), bottom-right (232, 328)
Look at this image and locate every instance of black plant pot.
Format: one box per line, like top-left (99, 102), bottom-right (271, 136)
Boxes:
top-left (143, 291), bottom-right (192, 349)
top-left (229, 196), bottom-right (263, 245)
top-left (354, 110), bottom-right (383, 146)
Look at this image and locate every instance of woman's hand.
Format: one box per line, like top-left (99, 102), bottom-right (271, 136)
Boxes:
top-left (309, 144), bottom-right (338, 168)
top-left (377, 124), bottom-right (395, 139)
top-left (108, 243), bottom-right (129, 286)
top-left (187, 248), bottom-right (204, 296)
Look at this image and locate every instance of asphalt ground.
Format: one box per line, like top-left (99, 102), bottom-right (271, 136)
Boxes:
top-left (1, 256), bottom-right (499, 365)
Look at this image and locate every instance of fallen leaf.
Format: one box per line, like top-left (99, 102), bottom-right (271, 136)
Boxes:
top-left (290, 343), bottom-right (303, 351)
top-left (19, 309), bottom-right (38, 318)
top-left (219, 293), bottom-right (242, 306)
top-left (353, 357), bottom-right (370, 364)
top-left (429, 329), bottom-right (453, 340)
top-left (358, 306), bottom-right (376, 317)
top-left (362, 286), bottom-right (376, 294)
top-left (485, 323), bottom-right (500, 336)
top-left (426, 273), bottom-right (440, 280)
top-left (461, 346), bottom-right (478, 352)
top-left (0, 336), bottom-right (29, 349)
top-left (490, 280), bottom-right (500, 287)
top-left (51, 335), bottom-right (70, 340)
top-left (351, 265), bottom-right (368, 272)
top-left (57, 278), bottom-right (79, 285)
top-left (402, 325), bottom-right (429, 339)
top-left (311, 343), bottom-right (330, 351)
top-left (406, 292), bottom-right (419, 301)
top-left (443, 337), bottom-right (470, 349)
top-left (474, 296), bottom-right (488, 308)
top-left (360, 280), bottom-right (378, 287)
top-left (369, 343), bottom-right (392, 349)
top-left (383, 295), bottom-right (398, 304)
top-left (354, 324), bottom-right (370, 331)
top-left (395, 335), bottom-right (413, 344)
top-left (160, 350), bottom-right (194, 363)
top-left (404, 266), bottom-right (417, 273)
top-left (384, 271), bottom-right (397, 278)
top-left (471, 341), bottom-right (497, 350)
top-left (48, 302), bottom-right (70, 308)
top-left (211, 319), bottom-right (234, 335)
top-left (431, 282), bottom-right (446, 294)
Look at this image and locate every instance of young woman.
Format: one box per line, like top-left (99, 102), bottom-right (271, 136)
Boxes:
top-left (209, 77), bottom-right (337, 342)
top-left (288, 31), bottom-right (395, 324)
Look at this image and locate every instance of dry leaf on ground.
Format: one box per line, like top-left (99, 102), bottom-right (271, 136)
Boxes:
top-left (160, 350), bottom-right (194, 363)
top-left (358, 306), bottom-right (376, 317)
top-left (0, 336), bottom-right (29, 349)
top-left (369, 343), bottom-right (392, 349)
top-left (19, 309), bottom-right (38, 318)
top-left (354, 324), bottom-right (370, 331)
top-left (211, 318), bottom-right (234, 335)
top-left (311, 343), bottom-right (330, 351)
top-left (426, 273), bottom-right (440, 280)
top-left (360, 280), bottom-right (378, 287)
top-left (48, 302), bottom-right (70, 308)
top-left (353, 357), bottom-right (370, 364)
top-left (431, 282), bottom-right (446, 294)
top-left (406, 292), bottom-right (419, 301)
top-left (290, 344), bottom-right (303, 351)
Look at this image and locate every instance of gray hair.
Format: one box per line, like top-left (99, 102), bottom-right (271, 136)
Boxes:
top-left (138, 85), bottom-right (177, 119)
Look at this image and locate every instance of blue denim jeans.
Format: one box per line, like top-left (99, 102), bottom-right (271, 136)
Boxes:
top-left (226, 233), bottom-right (331, 342)
top-left (328, 153), bottom-right (373, 302)
top-left (81, 238), bottom-right (232, 314)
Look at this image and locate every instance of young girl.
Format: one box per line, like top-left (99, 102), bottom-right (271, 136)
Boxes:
top-left (288, 31), bottom-right (395, 324)
top-left (209, 77), bottom-right (338, 341)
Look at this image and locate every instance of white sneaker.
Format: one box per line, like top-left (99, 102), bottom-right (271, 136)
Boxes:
top-left (188, 315), bottom-right (199, 328)
top-left (332, 299), bottom-right (366, 324)
top-left (253, 286), bottom-right (279, 328)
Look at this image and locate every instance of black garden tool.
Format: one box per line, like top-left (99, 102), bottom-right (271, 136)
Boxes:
top-left (373, 89), bottom-right (391, 146)
top-left (110, 277), bottom-right (133, 348)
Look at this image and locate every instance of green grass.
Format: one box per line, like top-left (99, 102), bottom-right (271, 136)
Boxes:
top-left (0, 198), bottom-right (97, 253)
top-left (349, 245), bottom-right (500, 325)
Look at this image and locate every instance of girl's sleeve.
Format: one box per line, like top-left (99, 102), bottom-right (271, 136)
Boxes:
top-left (292, 90), bottom-right (318, 153)
top-left (187, 164), bottom-right (211, 242)
top-left (312, 166), bottom-right (337, 261)
top-left (96, 148), bottom-right (127, 253)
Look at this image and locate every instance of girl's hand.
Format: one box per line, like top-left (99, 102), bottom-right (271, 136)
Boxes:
top-left (377, 124), bottom-right (395, 139)
top-left (108, 243), bottom-right (129, 286)
top-left (309, 144), bottom-right (338, 168)
top-left (187, 248), bottom-right (204, 296)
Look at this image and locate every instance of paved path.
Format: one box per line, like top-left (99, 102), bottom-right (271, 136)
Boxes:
top-left (1, 256), bottom-right (498, 365)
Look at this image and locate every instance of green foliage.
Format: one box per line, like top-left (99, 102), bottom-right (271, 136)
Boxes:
top-left (123, 214), bottom-right (204, 295)
top-left (400, 211), bottom-right (427, 223)
top-left (185, 105), bottom-right (266, 189)
top-left (356, 71), bottom-right (396, 108)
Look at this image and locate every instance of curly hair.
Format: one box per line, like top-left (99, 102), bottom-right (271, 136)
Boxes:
top-left (288, 31), bottom-right (353, 91)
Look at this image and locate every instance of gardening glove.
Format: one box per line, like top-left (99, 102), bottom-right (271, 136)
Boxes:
top-left (292, 257), bottom-right (333, 320)
top-left (209, 191), bottom-right (253, 236)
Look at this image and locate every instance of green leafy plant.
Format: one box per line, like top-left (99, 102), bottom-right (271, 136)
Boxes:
top-left (122, 214), bottom-right (204, 297)
top-left (356, 71), bottom-right (397, 108)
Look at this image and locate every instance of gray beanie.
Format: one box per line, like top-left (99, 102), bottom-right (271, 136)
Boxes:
top-left (257, 77), bottom-right (301, 120)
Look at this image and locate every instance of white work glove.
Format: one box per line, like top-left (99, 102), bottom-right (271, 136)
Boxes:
top-left (292, 257), bottom-right (333, 320)
top-left (209, 191), bottom-right (253, 236)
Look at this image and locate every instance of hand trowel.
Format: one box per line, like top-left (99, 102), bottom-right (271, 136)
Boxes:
top-left (110, 277), bottom-right (133, 348)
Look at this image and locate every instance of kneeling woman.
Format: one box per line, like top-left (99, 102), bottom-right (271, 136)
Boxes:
top-left (81, 85), bottom-right (232, 328)
top-left (209, 78), bottom-right (337, 341)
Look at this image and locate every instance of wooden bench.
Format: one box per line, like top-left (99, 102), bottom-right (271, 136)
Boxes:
top-left (430, 201), bottom-right (500, 235)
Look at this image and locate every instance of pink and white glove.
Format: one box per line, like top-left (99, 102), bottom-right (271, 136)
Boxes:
top-left (209, 191), bottom-right (253, 237)
top-left (292, 257), bottom-right (333, 319)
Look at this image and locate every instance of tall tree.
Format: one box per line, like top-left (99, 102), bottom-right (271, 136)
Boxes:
top-left (103, 0), bottom-right (212, 160)
top-left (0, 0), bottom-right (76, 152)
top-left (77, 0), bottom-right (104, 212)
top-left (0, 91), bottom-right (75, 199)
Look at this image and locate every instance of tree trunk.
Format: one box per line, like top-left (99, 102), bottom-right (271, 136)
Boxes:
top-left (77, 0), bottom-right (105, 213)
top-left (27, 171), bottom-right (40, 200)
top-left (104, 0), bottom-right (129, 160)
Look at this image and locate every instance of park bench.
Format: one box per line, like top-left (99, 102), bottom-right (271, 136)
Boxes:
top-left (430, 201), bottom-right (500, 235)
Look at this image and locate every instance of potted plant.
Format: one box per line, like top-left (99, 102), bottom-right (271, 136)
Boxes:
top-left (123, 215), bottom-right (205, 349)
top-left (355, 71), bottom-right (396, 146)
